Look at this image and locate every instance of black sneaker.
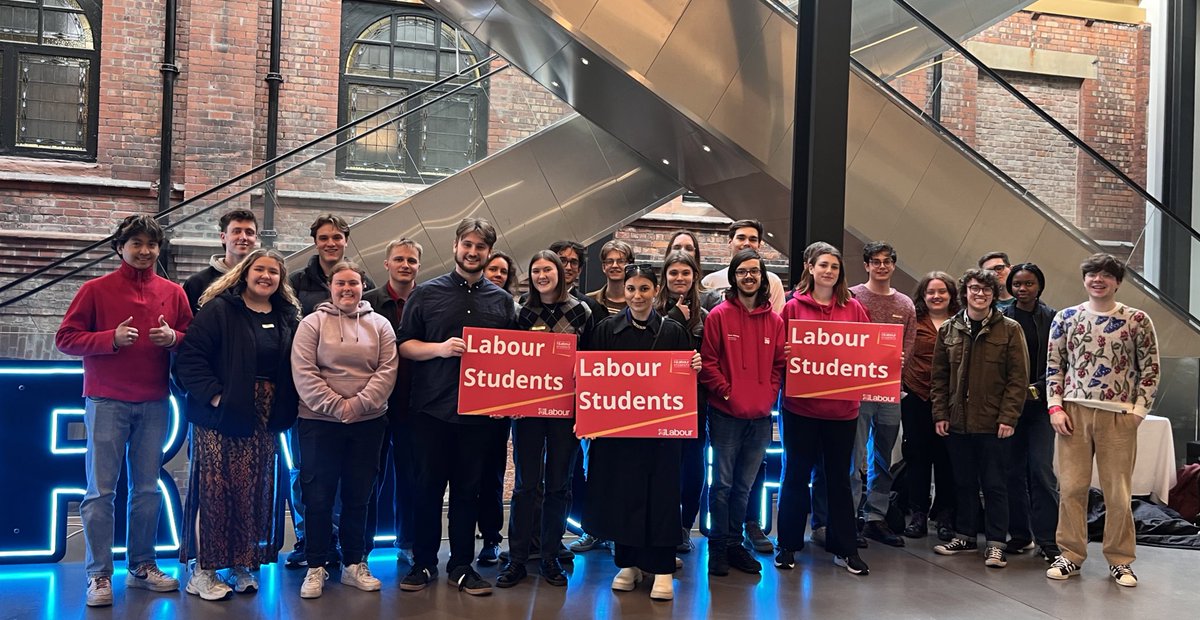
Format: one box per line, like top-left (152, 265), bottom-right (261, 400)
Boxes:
top-left (856, 532), bottom-right (869, 549)
top-left (568, 533), bottom-right (599, 552)
top-left (448, 565), bottom-right (493, 596)
top-left (902, 513), bottom-right (928, 539)
top-left (934, 538), bottom-right (978, 555)
top-left (984, 545), bottom-right (1008, 568)
top-left (285, 539), bottom-right (308, 569)
top-left (708, 545), bottom-right (730, 576)
top-left (773, 547), bottom-right (796, 570)
top-left (477, 542), bottom-right (500, 566)
top-left (556, 543), bottom-right (575, 561)
top-left (727, 544), bottom-right (762, 574)
top-left (399, 566), bottom-right (438, 592)
top-left (495, 562), bottom-right (527, 588)
top-left (863, 521), bottom-right (904, 547)
top-left (540, 559), bottom-right (568, 587)
top-left (835, 554), bottom-right (869, 575)
top-left (677, 527), bottom-right (694, 554)
top-left (743, 522), bottom-right (774, 553)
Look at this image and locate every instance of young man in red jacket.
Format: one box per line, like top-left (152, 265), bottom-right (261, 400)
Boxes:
top-left (56, 214), bottom-right (193, 607)
top-left (699, 249), bottom-right (786, 576)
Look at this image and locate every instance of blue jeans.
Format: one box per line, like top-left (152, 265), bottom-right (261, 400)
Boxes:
top-left (707, 412), bottom-right (772, 547)
top-left (850, 401), bottom-right (901, 522)
top-left (82, 397), bottom-right (169, 577)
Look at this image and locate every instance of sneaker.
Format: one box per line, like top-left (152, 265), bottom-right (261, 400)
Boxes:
top-left (934, 538), bottom-right (978, 555)
top-left (611, 567), bottom-right (642, 591)
top-left (86, 576), bottom-right (113, 607)
top-left (1046, 556), bottom-right (1081, 580)
top-left (396, 547), bottom-right (415, 566)
top-left (708, 545), bottom-right (730, 576)
top-left (126, 562), bottom-right (179, 592)
top-left (448, 565), bottom-right (493, 596)
top-left (540, 559), bottom-right (568, 587)
top-left (835, 554), bottom-right (870, 575)
top-left (863, 521), bottom-right (905, 547)
top-left (300, 567), bottom-right (328, 599)
top-left (227, 566), bottom-right (258, 594)
top-left (984, 545), bottom-right (1008, 568)
top-left (557, 543), bottom-right (576, 561)
top-left (774, 547), bottom-right (796, 570)
top-left (341, 562), bottom-right (382, 591)
top-left (286, 539), bottom-right (308, 569)
top-left (677, 527), bottom-right (694, 554)
top-left (477, 542), bottom-right (501, 566)
top-left (810, 526), bottom-right (827, 548)
top-left (743, 522), bottom-right (773, 553)
top-left (856, 532), bottom-right (869, 549)
top-left (1110, 564), bottom-right (1137, 587)
top-left (903, 513), bottom-right (928, 539)
top-left (569, 533), bottom-right (600, 553)
top-left (496, 562), bottom-right (527, 588)
top-left (1007, 539), bottom-right (1036, 554)
top-left (727, 544), bottom-right (762, 574)
top-left (650, 574), bottom-right (673, 601)
top-left (186, 568), bottom-right (233, 601)
top-left (399, 566), bottom-right (438, 592)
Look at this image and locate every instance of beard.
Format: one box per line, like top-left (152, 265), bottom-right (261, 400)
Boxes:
top-left (455, 254), bottom-right (485, 274)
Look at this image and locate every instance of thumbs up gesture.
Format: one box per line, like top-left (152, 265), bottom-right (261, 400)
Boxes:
top-left (113, 316), bottom-right (139, 349)
top-left (148, 315), bottom-right (177, 348)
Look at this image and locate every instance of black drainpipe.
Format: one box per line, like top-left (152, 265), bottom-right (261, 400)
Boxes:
top-left (157, 0), bottom-right (180, 277)
top-left (930, 53), bottom-right (943, 122)
top-left (262, 0), bottom-right (284, 248)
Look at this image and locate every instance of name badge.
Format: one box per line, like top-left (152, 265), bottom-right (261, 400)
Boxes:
top-left (261, 323), bottom-right (275, 329)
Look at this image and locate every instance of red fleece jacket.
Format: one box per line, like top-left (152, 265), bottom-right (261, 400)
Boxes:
top-left (56, 261), bottom-right (192, 402)
top-left (781, 292), bottom-right (870, 421)
top-left (700, 298), bottom-right (785, 419)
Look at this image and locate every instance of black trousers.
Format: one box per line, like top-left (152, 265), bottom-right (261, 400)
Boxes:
top-left (508, 418), bottom-right (579, 563)
top-left (476, 419), bottom-right (509, 546)
top-left (776, 411), bottom-right (858, 557)
top-left (1007, 399), bottom-right (1059, 549)
top-left (679, 407), bottom-right (709, 530)
top-left (946, 433), bottom-right (1010, 545)
top-left (410, 413), bottom-right (495, 571)
top-left (900, 392), bottom-right (956, 520)
top-left (365, 413), bottom-right (417, 553)
top-left (298, 416), bottom-right (387, 567)
top-left (613, 544), bottom-right (676, 575)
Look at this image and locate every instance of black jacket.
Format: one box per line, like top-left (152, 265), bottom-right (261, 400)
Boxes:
top-left (1003, 299), bottom-right (1056, 399)
top-left (174, 288), bottom-right (300, 437)
top-left (289, 255), bottom-right (375, 316)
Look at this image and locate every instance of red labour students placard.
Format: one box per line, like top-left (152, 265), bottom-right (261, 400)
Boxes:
top-left (458, 327), bottom-right (577, 418)
top-left (574, 350), bottom-right (698, 439)
top-left (786, 319), bottom-right (902, 403)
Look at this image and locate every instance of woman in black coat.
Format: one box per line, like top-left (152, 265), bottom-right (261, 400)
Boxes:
top-left (174, 249), bottom-right (301, 600)
top-left (583, 264), bottom-right (701, 602)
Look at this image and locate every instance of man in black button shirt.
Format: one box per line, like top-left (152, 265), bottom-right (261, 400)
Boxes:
top-left (396, 218), bottom-right (516, 596)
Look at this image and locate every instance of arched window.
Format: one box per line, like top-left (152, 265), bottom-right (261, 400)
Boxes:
top-left (339, 2), bottom-right (488, 182)
top-left (0, 0), bottom-right (100, 159)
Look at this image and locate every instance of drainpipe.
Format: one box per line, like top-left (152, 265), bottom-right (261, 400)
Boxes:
top-left (157, 0), bottom-right (180, 277)
top-left (262, 0), bottom-right (285, 248)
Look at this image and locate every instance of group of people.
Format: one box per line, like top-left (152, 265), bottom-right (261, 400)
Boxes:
top-left (55, 210), bottom-right (1160, 608)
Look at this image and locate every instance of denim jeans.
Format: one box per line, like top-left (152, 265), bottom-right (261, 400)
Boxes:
top-left (851, 401), bottom-right (901, 523)
top-left (1008, 399), bottom-right (1059, 549)
top-left (707, 412), bottom-right (772, 548)
top-left (82, 397), bottom-right (169, 577)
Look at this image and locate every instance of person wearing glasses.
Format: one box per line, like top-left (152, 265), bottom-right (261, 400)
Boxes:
top-left (978, 251), bottom-right (1015, 311)
top-left (550, 240), bottom-right (608, 319)
top-left (584, 263), bottom-right (702, 602)
top-left (1001, 263), bottom-right (1061, 563)
top-left (931, 269), bottom-right (1028, 570)
top-left (588, 239), bottom-right (636, 315)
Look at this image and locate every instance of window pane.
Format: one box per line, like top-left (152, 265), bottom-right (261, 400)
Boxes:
top-left (0, 4), bottom-right (40, 44)
top-left (419, 93), bottom-right (477, 175)
top-left (395, 15), bottom-right (435, 45)
top-left (43, 0), bottom-right (84, 9)
top-left (346, 42), bottom-right (390, 77)
top-left (17, 54), bottom-right (89, 151)
top-left (42, 9), bottom-right (93, 49)
top-left (346, 84), bottom-right (408, 173)
top-left (358, 16), bottom-right (390, 42)
top-left (440, 51), bottom-right (480, 81)
top-left (393, 46), bottom-right (435, 80)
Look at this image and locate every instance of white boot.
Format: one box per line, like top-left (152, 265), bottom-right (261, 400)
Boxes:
top-left (611, 567), bottom-right (642, 591)
top-left (650, 574), bottom-right (674, 601)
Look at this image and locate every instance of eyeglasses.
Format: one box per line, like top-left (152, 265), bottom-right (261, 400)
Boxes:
top-left (966, 285), bottom-right (993, 295)
top-left (985, 264), bottom-right (1009, 273)
top-left (868, 259), bottom-right (894, 267)
top-left (602, 258), bottom-right (631, 267)
top-left (734, 268), bottom-right (761, 278)
top-left (558, 258), bottom-right (581, 267)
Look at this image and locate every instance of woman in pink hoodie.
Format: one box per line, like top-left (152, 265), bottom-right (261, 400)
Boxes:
top-left (775, 242), bottom-right (871, 576)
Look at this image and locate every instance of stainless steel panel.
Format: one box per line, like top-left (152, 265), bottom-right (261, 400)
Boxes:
top-left (846, 73), bottom-right (887, 168)
top-left (891, 145), bottom-right (995, 271)
top-left (535, 0), bottom-right (599, 28)
top-left (579, 0), bottom-right (688, 76)
top-left (954, 187), bottom-right (1046, 272)
top-left (436, 0), bottom-right (499, 37)
top-left (407, 170), bottom-right (492, 278)
top-left (643, 0), bottom-right (773, 120)
top-left (767, 123), bottom-right (794, 184)
top-left (466, 145), bottom-right (572, 265)
top-left (476, 0), bottom-right (574, 73)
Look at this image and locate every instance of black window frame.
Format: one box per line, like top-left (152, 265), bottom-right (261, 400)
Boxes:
top-left (337, 1), bottom-right (489, 183)
top-left (0, 0), bottom-right (101, 160)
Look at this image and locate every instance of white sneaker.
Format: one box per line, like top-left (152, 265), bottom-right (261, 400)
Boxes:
top-left (611, 567), bottom-right (642, 591)
top-left (126, 562), bottom-right (180, 592)
top-left (300, 567), bottom-right (328, 599)
top-left (341, 562), bottom-right (382, 591)
top-left (1110, 564), bottom-right (1138, 587)
top-left (185, 569), bottom-right (233, 601)
top-left (86, 576), bottom-right (113, 607)
top-left (650, 574), bottom-right (674, 601)
top-left (227, 566), bottom-right (259, 593)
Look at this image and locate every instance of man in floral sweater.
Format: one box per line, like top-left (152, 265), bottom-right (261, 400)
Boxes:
top-left (1045, 253), bottom-right (1159, 587)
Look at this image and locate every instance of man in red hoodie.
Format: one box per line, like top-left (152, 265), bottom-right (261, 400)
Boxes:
top-left (56, 214), bottom-right (192, 607)
top-left (699, 249), bottom-right (786, 577)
